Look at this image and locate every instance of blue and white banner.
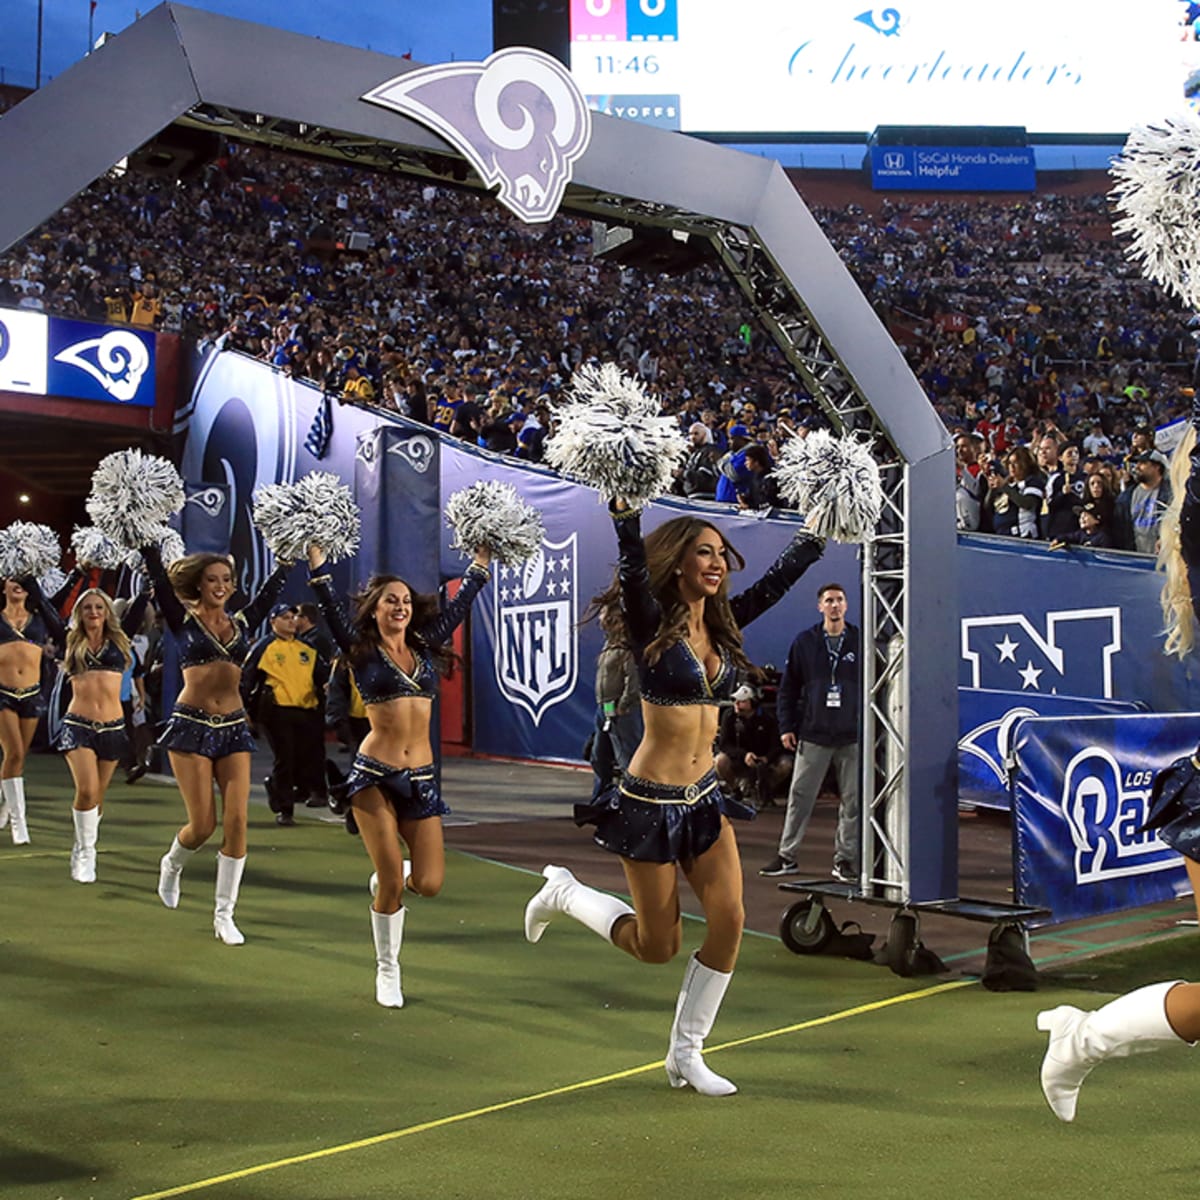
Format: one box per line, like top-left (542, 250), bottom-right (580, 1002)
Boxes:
top-left (0, 308), bottom-right (156, 407)
top-left (870, 145), bottom-right (1036, 192)
top-left (958, 688), bottom-right (1144, 812)
top-left (354, 425), bottom-right (441, 593)
top-left (957, 535), bottom-right (1200, 716)
top-left (1011, 714), bottom-right (1197, 924)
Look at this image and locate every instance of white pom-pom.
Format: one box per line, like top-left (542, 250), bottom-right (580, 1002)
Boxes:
top-left (0, 521), bottom-right (61, 579)
top-left (1110, 115), bottom-right (1200, 309)
top-left (39, 566), bottom-right (68, 597)
top-left (252, 471), bottom-right (361, 563)
top-left (71, 525), bottom-right (131, 571)
top-left (773, 430), bottom-right (883, 542)
top-left (127, 525), bottom-right (187, 573)
top-left (544, 363), bottom-right (686, 506)
top-left (86, 449), bottom-right (185, 549)
top-left (444, 481), bottom-right (545, 567)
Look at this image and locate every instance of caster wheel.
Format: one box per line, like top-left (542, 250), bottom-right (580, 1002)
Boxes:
top-left (779, 899), bottom-right (836, 955)
top-left (885, 912), bottom-right (919, 976)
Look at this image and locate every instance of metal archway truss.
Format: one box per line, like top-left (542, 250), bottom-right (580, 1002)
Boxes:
top-left (0, 1), bottom-right (958, 903)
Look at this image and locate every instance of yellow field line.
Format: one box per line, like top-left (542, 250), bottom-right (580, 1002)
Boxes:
top-left (129, 978), bottom-right (973, 1200)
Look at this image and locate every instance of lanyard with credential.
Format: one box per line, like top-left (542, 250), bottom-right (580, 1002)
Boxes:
top-left (823, 631), bottom-right (846, 684)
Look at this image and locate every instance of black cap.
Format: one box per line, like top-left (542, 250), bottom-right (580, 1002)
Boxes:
top-left (269, 603), bottom-right (298, 620)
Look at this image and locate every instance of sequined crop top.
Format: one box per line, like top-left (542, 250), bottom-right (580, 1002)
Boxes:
top-left (1, 572), bottom-right (71, 650)
top-left (612, 508), bottom-right (825, 707)
top-left (144, 545), bottom-right (291, 669)
top-left (68, 592), bottom-right (151, 676)
top-left (308, 563), bottom-right (489, 704)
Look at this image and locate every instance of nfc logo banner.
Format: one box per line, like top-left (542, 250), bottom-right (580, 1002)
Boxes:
top-left (572, 0), bottom-right (678, 42)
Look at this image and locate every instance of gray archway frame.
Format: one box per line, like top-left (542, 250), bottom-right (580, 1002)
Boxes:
top-left (0, 1), bottom-right (958, 903)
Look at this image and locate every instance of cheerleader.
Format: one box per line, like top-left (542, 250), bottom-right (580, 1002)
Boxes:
top-left (304, 479), bottom-right (539, 1008)
top-left (525, 363), bottom-right (877, 1095)
top-left (145, 545), bottom-right (293, 942)
top-left (55, 585), bottom-right (150, 882)
top-left (306, 541), bottom-right (490, 1007)
top-left (525, 505), bottom-right (825, 1094)
top-left (1037, 398), bottom-right (1200, 1121)
top-left (0, 572), bottom-right (67, 845)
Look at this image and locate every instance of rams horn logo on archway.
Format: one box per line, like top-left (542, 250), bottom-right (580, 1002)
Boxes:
top-left (361, 47), bottom-right (592, 225)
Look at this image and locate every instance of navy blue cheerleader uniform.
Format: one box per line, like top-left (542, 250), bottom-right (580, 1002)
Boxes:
top-left (0, 575), bottom-right (68, 719)
top-left (144, 546), bottom-right (291, 759)
top-left (55, 591), bottom-right (151, 762)
top-left (308, 561), bottom-right (489, 828)
top-left (575, 508), bottom-right (825, 863)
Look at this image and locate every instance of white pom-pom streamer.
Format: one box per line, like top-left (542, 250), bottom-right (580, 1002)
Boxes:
top-left (71, 525), bottom-right (132, 571)
top-left (773, 430), bottom-right (883, 542)
top-left (86, 449), bottom-right (185, 549)
top-left (444, 481), bottom-right (545, 567)
top-left (0, 521), bottom-right (62, 580)
top-left (1110, 115), bottom-right (1200, 309)
top-left (38, 566), bottom-right (68, 598)
top-left (544, 363), bottom-right (686, 507)
top-left (126, 525), bottom-right (187, 573)
top-left (252, 471), bottom-right (361, 564)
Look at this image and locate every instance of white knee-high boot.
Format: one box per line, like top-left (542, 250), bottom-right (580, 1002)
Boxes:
top-left (1038, 980), bottom-right (1191, 1121)
top-left (70, 807), bottom-right (101, 883)
top-left (524, 865), bottom-right (635, 944)
top-left (664, 953), bottom-right (738, 1097)
top-left (0, 786), bottom-right (9, 829)
top-left (371, 907), bottom-right (406, 1008)
top-left (368, 861), bottom-right (412, 898)
top-left (4, 778), bottom-right (29, 845)
top-left (213, 852), bottom-right (246, 945)
top-left (157, 836), bottom-right (196, 908)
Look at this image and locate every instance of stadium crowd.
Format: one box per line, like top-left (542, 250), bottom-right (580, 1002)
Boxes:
top-left (1, 139), bottom-right (1193, 546)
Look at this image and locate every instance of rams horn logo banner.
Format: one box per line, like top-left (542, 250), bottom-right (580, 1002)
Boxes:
top-left (362, 47), bottom-right (592, 225)
top-left (493, 534), bottom-right (578, 725)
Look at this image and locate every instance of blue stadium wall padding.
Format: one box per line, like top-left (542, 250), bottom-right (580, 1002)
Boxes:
top-left (181, 349), bottom-right (1200, 777)
top-left (1011, 713), bottom-right (1197, 924)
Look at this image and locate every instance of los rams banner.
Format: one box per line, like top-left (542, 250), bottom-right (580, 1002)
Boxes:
top-left (1011, 714), bottom-right (1197, 923)
top-left (958, 687), bottom-right (1145, 812)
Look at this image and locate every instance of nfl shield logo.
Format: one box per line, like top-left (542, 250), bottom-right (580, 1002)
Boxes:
top-left (493, 534), bottom-right (578, 726)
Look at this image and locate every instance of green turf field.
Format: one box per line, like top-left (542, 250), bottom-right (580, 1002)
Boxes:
top-left (5, 759), bottom-right (1200, 1200)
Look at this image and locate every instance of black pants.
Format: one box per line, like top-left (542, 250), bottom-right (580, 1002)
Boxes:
top-left (260, 705), bottom-right (326, 813)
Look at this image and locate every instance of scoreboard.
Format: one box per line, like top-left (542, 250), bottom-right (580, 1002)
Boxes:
top-left (564, 0), bottom-right (1200, 137)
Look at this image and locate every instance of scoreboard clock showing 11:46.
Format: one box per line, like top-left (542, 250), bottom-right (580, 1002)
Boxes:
top-left (570, 0), bottom-right (683, 131)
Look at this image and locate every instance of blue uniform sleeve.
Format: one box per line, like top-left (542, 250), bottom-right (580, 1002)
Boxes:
top-left (17, 574), bottom-right (66, 646)
top-left (729, 531), bottom-right (826, 629)
top-left (611, 507), bottom-right (662, 650)
top-left (236, 560), bottom-right (294, 635)
top-left (418, 564), bottom-right (490, 646)
top-left (141, 544), bottom-right (187, 633)
top-left (307, 565), bottom-right (354, 655)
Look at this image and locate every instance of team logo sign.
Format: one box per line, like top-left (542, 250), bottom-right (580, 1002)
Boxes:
top-left (961, 607), bottom-right (1122, 698)
top-left (185, 485), bottom-right (227, 519)
top-left (53, 328), bottom-right (150, 402)
top-left (362, 47), bottom-right (592, 225)
top-left (390, 434), bottom-right (435, 474)
top-left (493, 534), bottom-right (578, 725)
top-left (1058, 746), bottom-right (1175, 886)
